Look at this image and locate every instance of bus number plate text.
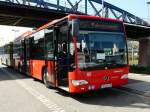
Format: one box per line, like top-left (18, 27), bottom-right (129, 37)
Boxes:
top-left (101, 84), bottom-right (112, 89)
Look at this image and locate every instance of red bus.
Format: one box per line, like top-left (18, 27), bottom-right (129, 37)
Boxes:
top-left (2, 15), bottom-right (129, 93)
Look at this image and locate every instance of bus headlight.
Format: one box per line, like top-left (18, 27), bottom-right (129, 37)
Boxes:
top-left (72, 80), bottom-right (88, 86)
top-left (121, 74), bottom-right (128, 79)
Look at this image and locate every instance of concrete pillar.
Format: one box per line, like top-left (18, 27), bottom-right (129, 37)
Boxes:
top-left (139, 38), bottom-right (150, 67)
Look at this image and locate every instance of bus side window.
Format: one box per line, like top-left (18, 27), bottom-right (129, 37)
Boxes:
top-left (44, 28), bottom-right (54, 59)
top-left (32, 30), bottom-right (45, 59)
top-left (57, 22), bottom-right (69, 54)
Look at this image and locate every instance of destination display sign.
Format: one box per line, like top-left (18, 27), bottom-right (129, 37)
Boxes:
top-left (79, 19), bottom-right (123, 32)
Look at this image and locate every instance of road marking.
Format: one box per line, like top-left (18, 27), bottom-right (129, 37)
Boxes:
top-left (1, 67), bottom-right (65, 112)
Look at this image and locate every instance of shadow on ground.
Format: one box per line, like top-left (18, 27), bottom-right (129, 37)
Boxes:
top-left (128, 79), bottom-right (147, 84)
top-left (57, 85), bottom-right (150, 110)
top-left (1, 65), bottom-right (150, 110)
top-left (0, 66), bottom-right (29, 81)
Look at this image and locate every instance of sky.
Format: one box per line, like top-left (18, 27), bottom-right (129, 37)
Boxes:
top-left (0, 26), bottom-right (32, 46)
top-left (0, 0), bottom-right (150, 46)
top-left (105, 0), bottom-right (150, 19)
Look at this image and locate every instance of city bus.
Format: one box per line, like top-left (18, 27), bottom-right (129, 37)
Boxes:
top-left (2, 14), bottom-right (129, 93)
top-left (0, 43), bottom-right (13, 66)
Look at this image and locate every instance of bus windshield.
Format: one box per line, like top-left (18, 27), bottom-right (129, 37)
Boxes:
top-left (76, 31), bottom-right (127, 70)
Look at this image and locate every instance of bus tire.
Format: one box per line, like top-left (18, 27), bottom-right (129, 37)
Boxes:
top-left (43, 68), bottom-right (51, 88)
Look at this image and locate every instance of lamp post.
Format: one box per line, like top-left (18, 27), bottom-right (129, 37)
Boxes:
top-left (147, 2), bottom-right (150, 20)
top-left (102, 0), bottom-right (104, 17)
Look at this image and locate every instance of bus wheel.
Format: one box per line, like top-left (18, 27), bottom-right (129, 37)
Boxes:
top-left (43, 68), bottom-right (51, 88)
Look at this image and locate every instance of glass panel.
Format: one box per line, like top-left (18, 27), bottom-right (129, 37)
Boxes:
top-left (76, 30), bottom-right (127, 70)
top-left (79, 19), bottom-right (123, 32)
top-left (32, 30), bottom-right (45, 59)
top-left (44, 28), bottom-right (54, 59)
top-left (13, 40), bottom-right (22, 58)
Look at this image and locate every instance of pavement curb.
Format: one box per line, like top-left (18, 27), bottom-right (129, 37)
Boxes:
top-left (119, 86), bottom-right (150, 98)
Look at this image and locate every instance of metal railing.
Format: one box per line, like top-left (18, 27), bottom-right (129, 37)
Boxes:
top-left (1, 0), bottom-right (150, 26)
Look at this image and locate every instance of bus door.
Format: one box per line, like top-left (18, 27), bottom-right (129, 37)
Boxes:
top-left (9, 42), bottom-right (13, 67)
top-left (24, 38), bottom-right (33, 75)
top-left (54, 24), bottom-right (69, 88)
top-left (21, 40), bottom-right (26, 73)
top-left (44, 27), bottom-right (56, 86)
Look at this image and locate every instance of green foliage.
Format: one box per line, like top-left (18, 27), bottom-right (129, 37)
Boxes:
top-left (130, 66), bottom-right (150, 75)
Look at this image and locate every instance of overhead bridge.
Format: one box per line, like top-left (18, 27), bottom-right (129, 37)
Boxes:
top-left (0, 0), bottom-right (150, 66)
top-left (0, 0), bottom-right (150, 38)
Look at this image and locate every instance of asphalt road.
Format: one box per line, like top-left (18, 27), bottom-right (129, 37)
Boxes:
top-left (0, 64), bottom-right (150, 112)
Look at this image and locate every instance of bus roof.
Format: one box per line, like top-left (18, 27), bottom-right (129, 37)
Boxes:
top-left (14, 14), bottom-right (123, 41)
top-left (68, 14), bottom-right (122, 23)
top-left (14, 31), bottom-right (33, 41)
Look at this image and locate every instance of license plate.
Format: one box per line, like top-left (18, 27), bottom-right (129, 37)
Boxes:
top-left (101, 84), bottom-right (112, 89)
